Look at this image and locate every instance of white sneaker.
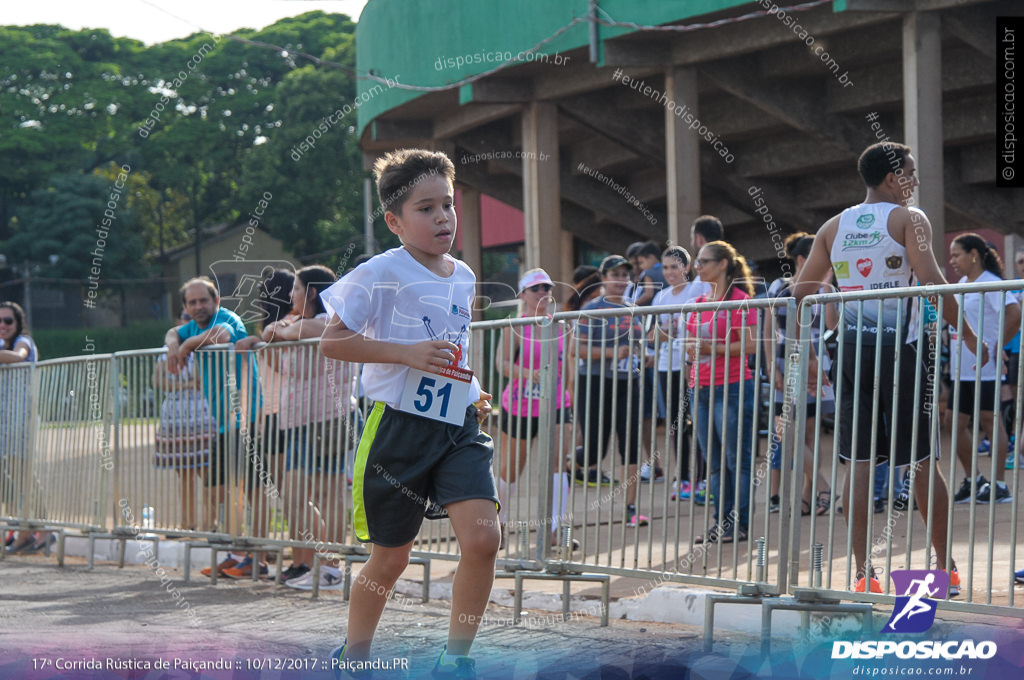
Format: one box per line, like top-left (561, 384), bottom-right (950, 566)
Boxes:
top-left (286, 569), bottom-right (344, 591)
top-left (639, 462), bottom-right (652, 481)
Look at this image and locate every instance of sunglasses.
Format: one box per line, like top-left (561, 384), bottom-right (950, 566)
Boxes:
top-left (0, 317), bottom-right (14, 325)
top-left (695, 257), bottom-right (721, 266)
top-left (526, 284), bottom-right (553, 293)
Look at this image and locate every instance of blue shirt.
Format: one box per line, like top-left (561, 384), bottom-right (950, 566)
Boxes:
top-left (0, 335), bottom-right (38, 363)
top-left (176, 308), bottom-right (259, 431)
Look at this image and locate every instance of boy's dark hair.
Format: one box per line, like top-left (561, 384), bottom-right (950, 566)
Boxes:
top-left (296, 265), bottom-right (337, 316)
top-left (638, 241), bottom-right (662, 258)
top-left (625, 241), bottom-right (645, 259)
top-left (692, 215), bottom-right (724, 243)
top-left (858, 142), bottom-right (911, 188)
top-left (179, 276), bottom-right (219, 304)
top-left (372, 149), bottom-right (455, 216)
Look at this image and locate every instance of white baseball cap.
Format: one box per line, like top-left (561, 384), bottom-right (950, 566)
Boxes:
top-left (518, 268), bottom-right (554, 294)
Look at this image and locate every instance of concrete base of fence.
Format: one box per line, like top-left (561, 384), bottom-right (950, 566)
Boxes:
top-left (54, 537), bottom-right (872, 638)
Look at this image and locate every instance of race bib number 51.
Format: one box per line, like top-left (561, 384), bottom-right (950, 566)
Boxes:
top-left (398, 365), bottom-right (473, 425)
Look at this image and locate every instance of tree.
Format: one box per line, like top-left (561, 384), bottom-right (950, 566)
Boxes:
top-left (7, 171), bottom-right (149, 281)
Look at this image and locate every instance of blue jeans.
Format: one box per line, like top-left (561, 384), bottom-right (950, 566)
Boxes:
top-left (694, 380), bottom-right (754, 532)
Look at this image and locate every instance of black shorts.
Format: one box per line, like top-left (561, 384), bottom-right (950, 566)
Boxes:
top-left (207, 424), bottom-right (262, 489)
top-left (499, 408), bottom-right (572, 438)
top-left (948, 379), bottom-right (1000, 415)
top-left (837, 342), bottom-right (934, 467)
top-left (352, 403), bottom-right (497, 547)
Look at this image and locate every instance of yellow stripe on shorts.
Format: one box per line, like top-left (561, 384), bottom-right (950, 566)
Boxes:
top-left (351, 401), bottom-right (385, 542)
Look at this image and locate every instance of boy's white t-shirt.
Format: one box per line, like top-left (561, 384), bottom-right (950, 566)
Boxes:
top-left (320, 247), bottom-right (481, 409)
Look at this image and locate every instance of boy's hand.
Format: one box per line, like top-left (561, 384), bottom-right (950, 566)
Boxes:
top-left (407, 339), bottom-right (461, 372)
top-left (474, 390), bottom-right (493, 423)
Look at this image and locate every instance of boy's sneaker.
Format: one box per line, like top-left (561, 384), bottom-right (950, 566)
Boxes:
top-left (979, 437), bottom-right (991, 455)
top-left (330, 642), bottom-right (373, 680)
top-left (221, 557), bottom-right (269, 579)
top-left (432, 647), bottom-right (476, 679)
top-left (625, 505), bottom-right (649, 527)
top-left (639, 462), bottom-right (652, 481)
top-left (954, 476), bottom-right (986, 504)
top-left (1007, 455), bottom-right (1018, 471)
top-left (948, 568), bottom-right (961, 598)
top-left (977, 480), bottom-right (1012, 503)
top-left (201, 555), bottom-right (240, 578)
top-left (1014, 567), bottom-right (1024, 584)
top-left (281, 563), bottom-right (310, 583)
top-left (768, 494), bottom-right (780, 513)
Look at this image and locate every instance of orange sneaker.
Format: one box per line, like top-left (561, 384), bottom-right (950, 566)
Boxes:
top-left (854, 575), bottom-right (883, 593)
top-left (948, 567), bottom-right (961, 598)
top-left (200, 555), bottom-right (240, 578)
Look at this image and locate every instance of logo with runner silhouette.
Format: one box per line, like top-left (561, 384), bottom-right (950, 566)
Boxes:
top-left (882, 570), bottom-right (948, 634)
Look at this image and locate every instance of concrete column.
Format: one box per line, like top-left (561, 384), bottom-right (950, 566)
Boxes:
top-left (521, 102), bottom-right (564, 284)
top-left (665, 66), bottom-right (701, 249)
top-left (459, 186), bottom-right (484, 321)
top-left (903, 12), bottom-right (944, 244)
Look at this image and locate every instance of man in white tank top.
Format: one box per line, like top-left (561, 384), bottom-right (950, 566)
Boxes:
top-left (793, 142), bottom-right (986, 596)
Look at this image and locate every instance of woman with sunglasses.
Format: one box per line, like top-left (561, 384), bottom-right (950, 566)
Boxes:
top-left (684, 242), bottom-right (758, 544)
top-left (496, 269), bottom-right (575, 550)
top-left (0, 302), bottom-right (47, 553)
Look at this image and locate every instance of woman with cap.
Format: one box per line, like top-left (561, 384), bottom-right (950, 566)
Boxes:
top-left (576, 255), bottom-right (648, 527)
top-left (495, 268), bottom-right (575, 549)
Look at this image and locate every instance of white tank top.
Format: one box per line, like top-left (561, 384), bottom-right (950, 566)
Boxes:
top-left (830, 202), bottom-right (918, 345)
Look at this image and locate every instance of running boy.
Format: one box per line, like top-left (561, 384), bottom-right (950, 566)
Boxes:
top-left (320, 149), bottom-right (499, 679)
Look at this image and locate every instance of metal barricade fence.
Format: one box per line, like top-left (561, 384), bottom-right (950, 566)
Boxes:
top-left (7, 284), bottom-right (1022, 625)
top-left (0, 363), bottom-right (38, 528)
top-left (469, 297), bottom-right (799, 599)
top-left (795, 279), bottom-right (1024, 618)
top-left (29, 354), bottom-right (112, 533)
top-left (553, 297), bottom-right (794, 594)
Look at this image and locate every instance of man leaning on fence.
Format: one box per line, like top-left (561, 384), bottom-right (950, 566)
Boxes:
top-left (164, 276), bottom-right (260, 534)
top-left (792, 141), bottom-right (986, 596)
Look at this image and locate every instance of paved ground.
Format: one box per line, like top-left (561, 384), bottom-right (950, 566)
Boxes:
top-left (2, 551), bottom-right (1023, 680)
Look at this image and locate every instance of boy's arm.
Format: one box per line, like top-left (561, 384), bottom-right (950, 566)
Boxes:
top-left (320, 316), bottom-right (459, 372)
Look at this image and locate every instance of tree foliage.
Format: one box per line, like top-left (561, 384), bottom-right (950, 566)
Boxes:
top-left (1, 11), bottom-right (365, 292)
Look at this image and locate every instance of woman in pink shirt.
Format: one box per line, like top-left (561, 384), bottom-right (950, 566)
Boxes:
top-left (685, 241), bottom-right (758, 545)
